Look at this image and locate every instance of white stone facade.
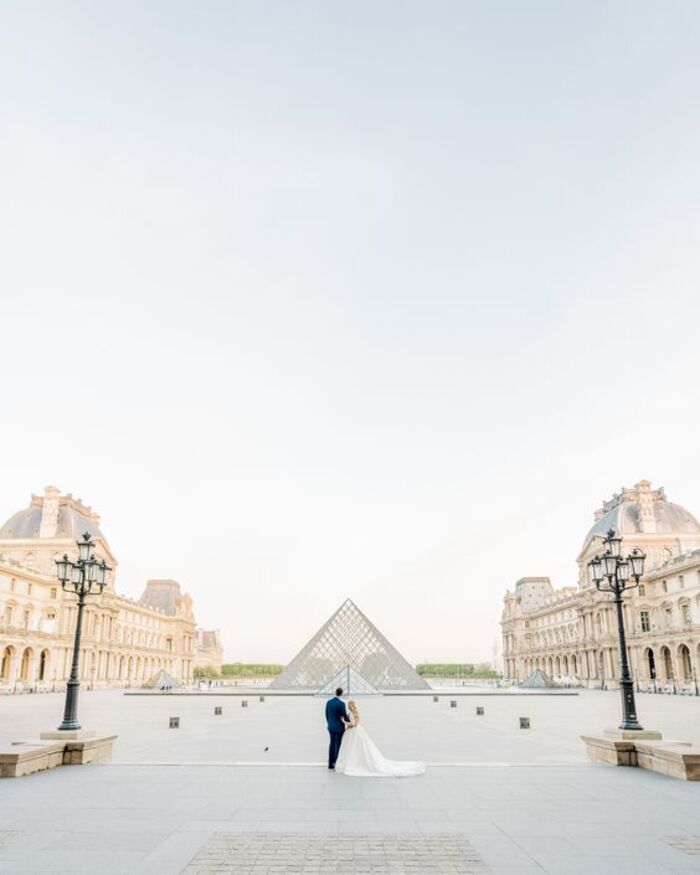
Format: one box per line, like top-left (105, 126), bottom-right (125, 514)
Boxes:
top-left (0, 487), bottom-right (203, 691)
top-left (194, 628), bottom-right (224, 673)
top-left (502, 481), bottom-right (700, 690)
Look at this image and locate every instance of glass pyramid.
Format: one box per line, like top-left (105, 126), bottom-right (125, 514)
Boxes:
top-left (519, 668), bottom-right (560, 688)
top-left (269, 598), bottom-right (430, 692)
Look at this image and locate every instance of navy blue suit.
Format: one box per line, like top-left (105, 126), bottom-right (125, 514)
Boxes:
top-left (325, 696), bottom-right (348, 768)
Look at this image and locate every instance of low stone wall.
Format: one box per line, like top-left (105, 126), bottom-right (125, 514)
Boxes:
top-left (64, 736), bottom-right (117, 766)
top-left (0, 735), bottom-right (117, 778)
top-left (635, 741), bottom-right (700, 781)
top-left (580, 735), bottom-right (637, 767)
top-left (0, 742), bottom-right (66, 778)
top-left (581, 735), bottom-right (700, 781)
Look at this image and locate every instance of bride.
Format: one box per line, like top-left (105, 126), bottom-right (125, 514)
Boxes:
top-left (335, 700), bottom-right (426, 777)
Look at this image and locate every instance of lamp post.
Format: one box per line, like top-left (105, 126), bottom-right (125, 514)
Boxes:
top-left (588, 529), bottom-right (645, 731)
top-left (54, 533), bottom-right (110, 731)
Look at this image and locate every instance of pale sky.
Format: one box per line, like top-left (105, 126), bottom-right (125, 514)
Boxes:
top-left (1, 1), bottom-right (700, 664)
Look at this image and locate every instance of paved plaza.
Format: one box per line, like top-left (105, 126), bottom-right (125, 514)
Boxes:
top-left (0, 689), bottom-right (699, 873)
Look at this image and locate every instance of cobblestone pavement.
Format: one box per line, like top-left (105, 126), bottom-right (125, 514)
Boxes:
top-left (181, 833), bottom-right (491, 874)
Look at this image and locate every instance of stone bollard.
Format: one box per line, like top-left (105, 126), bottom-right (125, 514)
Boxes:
top-left (520, 717), bottom-right (530, 729)
top-left (241, 700), bottom-right (248, 708)
top-left (170, 717), bottom-right (180, 729)
top-left (450, 700), bottom-right (457, 708)
top-left (476, 706), bottom-right (484, 716)
top-left (433, 696), bottom-right (439, 703)
top-left (214, 706), bottom-right (222, 716)
top-left (259, 696), bottom-right (265, 703)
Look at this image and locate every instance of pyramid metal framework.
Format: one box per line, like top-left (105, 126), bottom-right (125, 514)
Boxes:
top-left (269, 599), bottom-right (430, 692)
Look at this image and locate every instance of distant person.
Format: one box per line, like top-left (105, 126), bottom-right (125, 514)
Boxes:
top-left (335, 700), bottom-right (425, 778)
top-left (325, 687), bottom-right (349, 770)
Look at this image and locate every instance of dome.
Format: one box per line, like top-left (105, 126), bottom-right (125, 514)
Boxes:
top-left (0, 488), bottom-right (106, 543)
top-left (583, 481), bottom-right (700, 547)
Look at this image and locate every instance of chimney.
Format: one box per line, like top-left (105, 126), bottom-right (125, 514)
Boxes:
top-left (39, 485), bottom-right (61, 539)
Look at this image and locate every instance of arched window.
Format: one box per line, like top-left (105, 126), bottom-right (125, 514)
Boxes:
top-left (645, 648), bottom-right (656, 680)
top-left (20, 648), bottom-right (33, 682)
top-left (1, 646), bottom-right (14, 680)
top-left (660, 646), bottom-right (673, 681)
top-left (38, 649), bottom-right (49, 681)
top-left (678, 645), bottom-right (692, 680)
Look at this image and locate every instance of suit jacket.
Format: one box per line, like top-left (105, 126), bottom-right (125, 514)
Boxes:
top-left (325, 696), bottom-right (348, 733)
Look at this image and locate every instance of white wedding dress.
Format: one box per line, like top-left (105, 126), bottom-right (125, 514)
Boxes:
top-left (335, 722), bottom-right (425, 778)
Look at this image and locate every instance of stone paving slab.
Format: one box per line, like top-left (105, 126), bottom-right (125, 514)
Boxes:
top-left (180, 832), bottom-right (492, 874)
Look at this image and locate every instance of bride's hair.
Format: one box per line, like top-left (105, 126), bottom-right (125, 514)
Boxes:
top-left (348, 700), bottom-right (360, 723)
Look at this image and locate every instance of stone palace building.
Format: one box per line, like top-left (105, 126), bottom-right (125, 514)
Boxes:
top-left (502, 481), bottom-right (700, 690)
top-left (0, 486), bottom-right (222, 691)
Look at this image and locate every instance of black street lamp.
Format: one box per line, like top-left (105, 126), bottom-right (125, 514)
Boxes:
top-left (55, 533), bottom-right (110, 731)
top-left (588, 529), bottom-right (645, 731)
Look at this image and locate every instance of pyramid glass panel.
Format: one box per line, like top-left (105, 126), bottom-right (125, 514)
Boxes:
top-left (269, 599), bottom-right (430, 691)
top-left (318, 666), bottom-right (380, 696)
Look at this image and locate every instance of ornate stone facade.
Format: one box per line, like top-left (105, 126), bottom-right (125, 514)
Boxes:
top-left (194, 628), bottom-right (224, 673)
top-left (502, 481), bottom-right (700, 690)
top-left (0, 487), bottom-right (209, 691)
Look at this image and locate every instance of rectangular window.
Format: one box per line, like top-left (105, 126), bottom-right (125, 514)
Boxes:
top-left (662, 581), bottom-right (668, 593)
top-left (640, 611), bottom-right (650, 633)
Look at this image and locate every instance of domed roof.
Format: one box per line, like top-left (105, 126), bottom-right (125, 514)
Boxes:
top-left (583, 481), bottom-right (700, 546)
top-left (0, 488), bottom-right (106, 543)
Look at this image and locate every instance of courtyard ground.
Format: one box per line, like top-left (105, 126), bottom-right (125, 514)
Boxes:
top-left (0, 689), bottom-right (699, 873)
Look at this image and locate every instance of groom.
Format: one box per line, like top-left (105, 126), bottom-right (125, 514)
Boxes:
top-left (325, 686), bottom-right (349, 770)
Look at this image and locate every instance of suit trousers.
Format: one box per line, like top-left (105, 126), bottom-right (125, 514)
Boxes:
top-left (328, 730), bottom-right (344, 768)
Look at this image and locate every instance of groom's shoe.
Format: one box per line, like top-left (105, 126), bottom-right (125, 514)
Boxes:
top-left (328, 764), bottom-right (335, 770)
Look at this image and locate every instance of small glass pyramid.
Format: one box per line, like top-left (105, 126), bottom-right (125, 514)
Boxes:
top-left (519, 668), bottom-right (559, 688)
top-left (270, 599), bottom-right (430, 692)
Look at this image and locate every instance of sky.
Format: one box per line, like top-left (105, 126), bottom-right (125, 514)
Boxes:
top-left (1, 1), bottom-right (700, 664)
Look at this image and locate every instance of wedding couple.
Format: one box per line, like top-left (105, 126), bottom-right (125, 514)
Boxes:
top-left (325, 687), bottom-right (425, 777)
